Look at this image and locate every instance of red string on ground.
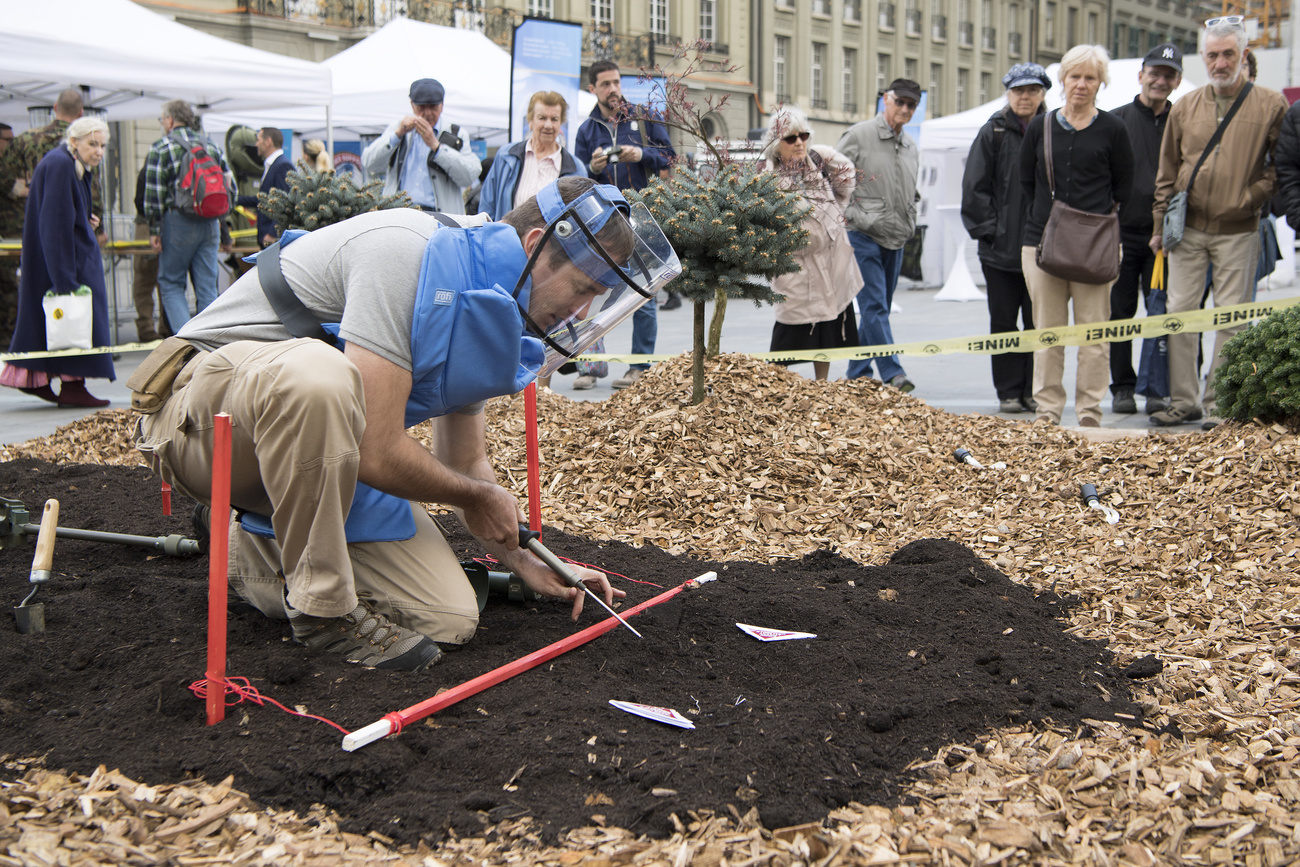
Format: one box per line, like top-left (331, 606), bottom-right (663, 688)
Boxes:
top-left (188, 676), bottom-right (350, 735)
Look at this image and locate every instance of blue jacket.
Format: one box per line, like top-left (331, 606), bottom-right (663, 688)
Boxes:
top-left (237, 151), bottom-right (294, 247)
top-left (476, 140), bottom-right (587, 220)
top-left (572, 105), bottom-right (673, 191)
top-left (8, 146), bottom-right (114, 380)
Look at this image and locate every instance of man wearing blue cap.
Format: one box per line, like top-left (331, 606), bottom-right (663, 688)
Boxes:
top-left (1108, 43), bottom-right (1182, 416)
top-left (130, 177), bottom-right (680, 673)
top-left (362, 78), bottom-right (482, 215)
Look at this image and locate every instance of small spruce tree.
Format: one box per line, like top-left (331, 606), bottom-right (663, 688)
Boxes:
top-left (620, 45), bottom-right (810, 404)
top-left (1212, 304), bottom-right (1300, 428)
top-left (259, 166), bottom-right (414, 234)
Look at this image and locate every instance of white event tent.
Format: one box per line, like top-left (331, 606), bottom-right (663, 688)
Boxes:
top-left (206, 17), bottom-right (513, 145)
top-left (0, 0), bottom-right (333, 130)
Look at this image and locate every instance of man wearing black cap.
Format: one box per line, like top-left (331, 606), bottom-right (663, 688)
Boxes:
top-left (836, 79), bottom-right (923, 394)
top-left (362, 78), bottom-right (482, 215)
top-left (1107, 43), bottom-right (1182, 416)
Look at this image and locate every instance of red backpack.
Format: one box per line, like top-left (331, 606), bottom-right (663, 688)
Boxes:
top-left (167, 132), bottom-right (231, 218)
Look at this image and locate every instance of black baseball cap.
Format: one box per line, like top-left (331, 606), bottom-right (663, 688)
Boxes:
top-left (1143, 43), bottom-right (1183, 73)
top-left (886, 78), bottom-right (922, 102)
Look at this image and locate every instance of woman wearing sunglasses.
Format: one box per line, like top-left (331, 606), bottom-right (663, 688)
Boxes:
top-left (761, 107), bottom-right (862, 381)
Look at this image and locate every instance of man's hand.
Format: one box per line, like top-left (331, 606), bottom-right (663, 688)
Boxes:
top-left (1149, 234), bottom-right (1163, 254)
top-left (220, 240), bottom-right (235, 254)
top-left (511, 555), bottom-right (624, 622)
top-left (88, 214), bottom-right (100, 231)
top-left (458, 481), bottom-right (525, 550)
top-left (396, 115), bottom-right (420, 138)
top-left (590, 147), bottom-right (610, 173)
top-left (620, 145), bottom-right (643, 164)
top-left (149, 234), bottom-right (162, 253)
top-left (413, 117), bottom-right (440, 153)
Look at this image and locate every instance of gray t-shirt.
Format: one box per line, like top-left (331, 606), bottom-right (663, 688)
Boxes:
top-left (180, 209), bottom-right (445, 371)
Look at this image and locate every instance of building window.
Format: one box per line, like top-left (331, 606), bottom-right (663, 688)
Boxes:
top-left (931, 0), bottom-right (947, 41)
top-left (905, 57), bottom-right (918, 82)
top-left (956, 0), bottom-right (972, 45)
top-left (879, 2), bottom-right (896, 30)
top-left (775, 0), bottom-right (793, 8)
top-left (980, 0), bottom-right (995, 49)
top-left (929, 63), bottom-right (942, 115)
top-left (905, 0), bottom-right (921, 36)
top-left (811, 42), bottom-right (827, 108)
top-left (979, 71), bottom-right (991, 104)
top-left (876, 53), bottom-right (891, 97)
top-left (1088, 11), bottom-right (1098, 43)
top-left (956, 68), bottom-right (968, 111)
top-left (1044, 1), bottom-right (1056, 50)
top-left (843, 47), bottom-right (858, 112)
top-left (650, 0), bottom-right (669, 42)
top-left (1008, 2), bottom-right (1021, 55)
top-left (844, 0), bottom-right (861, 22)
top-left (699, 0), bottom-right (716, 44)
top-left (1129, 25), bottom-right (1142, 57)
top-left (812, 0), bottom-right (830, 15)
top-left (1067, 6), bottom-right (1077, 46)
top-left (1113, 22), bottom-right (1124, 58)
top-left (775, 35), bottom-right (790, 103)
top-left (527, 0), bottom-right (553, 17)
top-left (591, 0), bottom-right (612, 28)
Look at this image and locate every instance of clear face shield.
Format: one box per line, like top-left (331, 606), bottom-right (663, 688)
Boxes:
top-left (516, 184), bottom-right (681, 377)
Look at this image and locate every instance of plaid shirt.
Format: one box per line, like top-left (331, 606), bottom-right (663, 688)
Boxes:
top-left (142, 126), bottom-right (230, 232)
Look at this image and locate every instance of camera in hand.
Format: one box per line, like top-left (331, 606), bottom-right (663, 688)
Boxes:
top-left (603, 145), bottom-right (620, 164)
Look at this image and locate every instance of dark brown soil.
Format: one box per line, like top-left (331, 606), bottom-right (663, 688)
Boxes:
top-left (0, 459), bottom-right (1144, 845)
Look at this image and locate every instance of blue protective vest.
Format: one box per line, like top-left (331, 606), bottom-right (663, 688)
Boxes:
top-left (247, 223), bottom-right (544, 544)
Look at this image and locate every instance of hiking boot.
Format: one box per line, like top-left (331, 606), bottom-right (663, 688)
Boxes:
top-left (612, 368), bottom-right (645, 389)
top-left (1145, 396), bottom-right (1170, 414)
top-left (1111, 388), bottom-right (1137, 414)
top-left (886, 374), bottom-right (916, 394)
top-left (999, 397), bottom-right (1025, 413)
top-left (1201, 415), bottom-right (1224, 431)
top-left (19, 385), bottom-right (59, 404)
top-left (289, 601), bottom-right (442, 671)
top-left (1149, 406), bottom-right (1203, 427)
top-left (572, 374), bottom-right (597, 390)
top-left (661, 292), bottom-right (683, 310)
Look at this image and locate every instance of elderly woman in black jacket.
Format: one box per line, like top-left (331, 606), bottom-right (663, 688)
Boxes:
top-left (961, 62), bottom-right (1050, 415)
top-left (1020, 44), bottom-right (1133, 427)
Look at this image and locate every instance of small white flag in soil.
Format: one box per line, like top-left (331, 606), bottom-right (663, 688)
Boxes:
top-left (736, 623), bottom-right (818, 642)
top-left (608, 700), bottom-right (696, 729)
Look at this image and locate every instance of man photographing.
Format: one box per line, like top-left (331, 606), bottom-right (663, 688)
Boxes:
top-left (130, 177), bottom-right (680, 671)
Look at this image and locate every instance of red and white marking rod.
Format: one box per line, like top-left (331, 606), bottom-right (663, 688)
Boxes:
top-left (342, 571), bottom-right (718, 752)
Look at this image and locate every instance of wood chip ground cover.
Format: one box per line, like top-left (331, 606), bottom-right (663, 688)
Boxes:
top-left (2, 353), bottom-right (1298, 866)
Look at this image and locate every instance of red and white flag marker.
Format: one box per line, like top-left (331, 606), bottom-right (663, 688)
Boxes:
top-left (609, 700), bottom-right (696, 729)
top-left (736, 623), bottom-right (817, 642)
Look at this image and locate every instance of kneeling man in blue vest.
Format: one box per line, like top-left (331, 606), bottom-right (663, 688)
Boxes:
top-left (129, 177), bottom-right (681, 671)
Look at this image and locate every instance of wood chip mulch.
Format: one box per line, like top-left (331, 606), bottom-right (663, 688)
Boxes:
top-left (3, 352), bottom-right (1299, 866)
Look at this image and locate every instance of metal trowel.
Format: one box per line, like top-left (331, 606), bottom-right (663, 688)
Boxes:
top-left (14, 499), bottom-right (58, 635)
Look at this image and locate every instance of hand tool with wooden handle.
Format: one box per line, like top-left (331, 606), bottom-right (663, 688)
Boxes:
top-left (14, 499), bottom-right (58, 635)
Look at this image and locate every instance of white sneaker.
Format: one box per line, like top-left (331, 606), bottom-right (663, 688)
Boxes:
top-left (611, 369), bottom-right (644, 389)
top-left (573, 375), bottom-right (597, 390)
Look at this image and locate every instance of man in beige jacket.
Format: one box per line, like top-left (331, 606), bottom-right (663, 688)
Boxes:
top-left (1149, 18), bottom-right (1287, 427)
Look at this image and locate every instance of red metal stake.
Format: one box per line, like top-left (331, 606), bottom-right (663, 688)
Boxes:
top-left (206, 413), bottom-right (233, 726)
top-left (342, 572), bottom-right (717, 751)
top-left (161, 481), bottom-right (172, 516)
top-left (524, 380), bottom-right (542, 537)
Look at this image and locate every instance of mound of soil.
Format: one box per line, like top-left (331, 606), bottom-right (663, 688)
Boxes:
top-left (0, 459), bottom-right (1142, 844)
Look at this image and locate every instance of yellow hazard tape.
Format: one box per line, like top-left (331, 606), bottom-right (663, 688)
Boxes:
top-left (579, 294), bottom-right (1300, 364)
top-left (2, 295), bottom-right (1297, 365)
top-left (1, 228), bottom-right (258, 253)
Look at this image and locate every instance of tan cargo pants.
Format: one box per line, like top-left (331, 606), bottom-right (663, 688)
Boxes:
top-left (134, 338), bottom-right (479, 644)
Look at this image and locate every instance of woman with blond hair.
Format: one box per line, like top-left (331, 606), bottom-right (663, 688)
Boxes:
top-left (2, 116), bottom-right (115, 406)
top-left (301, 139), bottom-right (332, 172)
top-left (762, 106), bottom-right (862, 381)
top-left (1019, 44), bottom-right (1133, 426)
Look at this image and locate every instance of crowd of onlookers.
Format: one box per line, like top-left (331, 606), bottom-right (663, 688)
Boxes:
top-left (1, 17), bottom-right (1295, 426)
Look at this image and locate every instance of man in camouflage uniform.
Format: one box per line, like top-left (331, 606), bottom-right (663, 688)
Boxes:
top-left (0, 90), bottom-right (101, 348)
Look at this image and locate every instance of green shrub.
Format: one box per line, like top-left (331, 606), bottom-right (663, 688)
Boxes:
top-left (1213, 303), bottom-right (1300, 426)
top-left (260, 169), bottom-right (413, 233)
